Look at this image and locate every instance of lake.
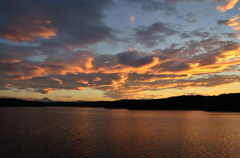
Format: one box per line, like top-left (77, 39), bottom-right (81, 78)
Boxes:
top-left (0, 107), bottom-right (240, 157)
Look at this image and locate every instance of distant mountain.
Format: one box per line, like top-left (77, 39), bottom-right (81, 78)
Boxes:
top-left (40, 97), bottom-right (53, 102)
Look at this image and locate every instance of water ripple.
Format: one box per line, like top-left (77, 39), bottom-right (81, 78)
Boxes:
top-left (0, 107), bottom-right (240, 157)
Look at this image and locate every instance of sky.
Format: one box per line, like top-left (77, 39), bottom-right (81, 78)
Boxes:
top-left (0, 0), bottom-right (240, 101)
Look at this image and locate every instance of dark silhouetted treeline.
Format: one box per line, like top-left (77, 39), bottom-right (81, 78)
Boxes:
top-left (1, 93), bottom-right (240, 112)
top-left (0, 98), bottom-right (46, 107)
top-left (104, 93), bottom-right (240, 112)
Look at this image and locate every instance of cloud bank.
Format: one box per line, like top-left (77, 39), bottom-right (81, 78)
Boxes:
top-left (1, 0), bottom-right (240, 100)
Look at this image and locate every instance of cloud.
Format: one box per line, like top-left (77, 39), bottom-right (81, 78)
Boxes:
top-left (124, 0), bottom-right (176, 13)
top-left (116, 50), bottom-right (155, 68)
top-left (0, 43), bottom-right (38, 62)
top-left (103, 74), bottom-right (240, 99)
top-left (216, 0), bottom-right (240, 12)
top-left (227, 15), bottom-right (240, 33)
top-left (127, 73), bottom-right (187, 82)
top-left (1, 35), bottom-right (240, 99)
top-left (179, 29), bottom-right (211, 39)
top-left (186, 19), bottom-right (197, 23)
top-left (107, 21), bottom-right (179, 48)
top-left (185, 12), bottom-right (197, 23)
top-left (123, 0), bottom-right (207, 20)
top-left (55, 96), bottom-right (72, 98)
top-left (1, 0), bottom-right (240, 100)
top-left (221, 33), bottom-right (237, 38)
top-left (187, 12), bottom-right (197, 19)
top-left (132, 21), bottom-right (178, 47)
top-left (218, 15), bottom-right (240, 35)
top-left (180, 33), bottom-right (192, 39)
top-left (0, 20), bottom-right (57, 42)
top-left (217, 19), bottom-right (229, 25)
top-left (172, 74), bottom-right (240, 89)
top-left (130, 15), bottom-right (135, 23)
top-left (191, 30), bottom-right (211, 38)
top-left (0, 0), bottom-right (113, 46)
top-left (124, 0), bottom-right (207, 13)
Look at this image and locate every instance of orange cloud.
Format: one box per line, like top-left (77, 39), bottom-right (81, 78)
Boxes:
top-left (227, 15), bottom-right (240, 34)
top-left (77, 80), bottom-right (89, 84)
top-left (216, 0), bottom-right (240, 12)
top-left (66, 46), bottom-right (77, 51)
top-left (93, 77), bottom-right (102, 82)
top-left (50, 78), bottom-right (63, 85)
top-left (130, 15), bottom-right (135, 24)
top-left (42, 88), bottom-right (56, 94)
top-left (77, 87), bottom-right (85, 90)
top-left (2, 41), bottom-right (240, 100)
top-left (8, 46), bottom-right (240, 85)
top-left (1, 20), bottom-right (57, 42)
top-left (171, 48), bottom-right (240, 76)
top-left (3, 84), bottom-right (21, 89)
top-left (45, 20), bottom-right (52, 24)
top-left (111, 73), bottom-right (128, 91)
top-left (33, 26), bottom-right (57, 39)
top-left (129, 47), bottom-right (137, 51)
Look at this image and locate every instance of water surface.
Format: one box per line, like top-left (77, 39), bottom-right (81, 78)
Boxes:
top-left (0, 107), bottom-right (240, 157)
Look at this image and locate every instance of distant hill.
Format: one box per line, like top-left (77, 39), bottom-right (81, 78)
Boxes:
top-left (40, 97), bottom-right (53, 102)
top-left (1, 93), bottom-right (240, 112)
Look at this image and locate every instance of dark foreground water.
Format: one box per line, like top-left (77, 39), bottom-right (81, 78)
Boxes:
top-left (1, 107), bottom-right (240, 157)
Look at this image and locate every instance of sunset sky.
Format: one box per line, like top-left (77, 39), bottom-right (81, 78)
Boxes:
top-left (0, 0), bottom-right (240, 101)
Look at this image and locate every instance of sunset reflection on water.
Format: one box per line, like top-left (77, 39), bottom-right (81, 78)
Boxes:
top-left (1, 107), bottom-right (240, 157)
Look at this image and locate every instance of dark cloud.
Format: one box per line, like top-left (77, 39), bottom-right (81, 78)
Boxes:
top-left (132, 21), bottom-right (178, 47)
top-left (0, 60), bottom-right (48, 80)
top-left (187, 12), bottom-right (197, 19)
top-left (191, 30), bottom-right (210, 38)
top-left (0, 0), bottom-right (113, 46)
top-left (180, 30), bottom-right (211, 40)
top-left (0, 43), bottom-right (38, 62)
top-left (116, 51), bottom-right (154, 67)
top-left (221, 33), bottom-right (237, 38)
top-left (180, 33), bottom-right (192, 39)
top-left (157, 61), bottom-right (191, 72)
top-left (196, 52), bottom-right (219, 66)
top-left (185, 12), bottom-right (197, 23)
top-left (217, 20), bottom-right (229, 25)
top-left (152, 44), bottom-right (185, 61)
top-left (93, 54), bottom-right (118, 70)
top-left (214, 0), bottom-right (226, 4)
